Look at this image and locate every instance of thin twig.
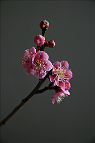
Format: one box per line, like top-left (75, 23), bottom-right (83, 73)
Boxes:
top-left (36, 82), bottom-right (54, 94)
top-left (0, 70), bottom-right (52, 127)
top-left (41, 26), bottom-right (46, 51)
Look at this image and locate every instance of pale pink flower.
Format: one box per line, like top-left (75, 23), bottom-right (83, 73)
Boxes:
top-left (26, 50), bottom-right (53, 79)
top-left (40, 20), bottom-right (49, 30)
top-left (49, 61), bottom-right (72, 90)
top-left (52, 81), bottom-right (71, 104)
top-left (34, 34), bottom-right (45, 46)
top-left (21, 47), bottom-right (36, 69)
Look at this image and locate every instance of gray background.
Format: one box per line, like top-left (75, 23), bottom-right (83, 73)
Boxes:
top-left (1, 1), bottom-right (94, 143)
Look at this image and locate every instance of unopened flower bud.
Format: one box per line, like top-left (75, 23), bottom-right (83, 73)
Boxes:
top-left (44, 42), bottom-right (49, 47)
top-left (45, 40), bottom-right (55, 48)
top-left (40, 20), bottom-right (49, 30)
top-left (34, 34), bottom-right (45, 46)
top-left (48, 40), bottom-right (55, 48)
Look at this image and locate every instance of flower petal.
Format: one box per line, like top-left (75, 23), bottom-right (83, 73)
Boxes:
top-left (53, 61), bottom-right (60, 69)
top-left (54, 78), bottom-right (59, 86)
top-left (65, 81), bottom-right (71, 90)
top-left (51, 92), bottom-right (60, 104)
top-left (21, 57), bottom-right (31, 69)
top-left (61, 61), bottom-right (69, 69)
top-left (49, 74), bottom-right (56, 82)
top-left (65, 90), bottom-right (70, 95)
top-left (30, 47), bottom-right (36, 55)
top-left (26, 68), bottom-right (34, 75)
top-left (35, 51), bottom-right (49, 60)
top-left (65, 70), bottom-right (73, 79)
top-left (24, 49), bottom-right (30, 56)
top-left (34, 69), bottom-right (46, 79)
top-left (43, 59), bottom-right (53, 71)
top-left (59, 81), bottom-right (65, 91)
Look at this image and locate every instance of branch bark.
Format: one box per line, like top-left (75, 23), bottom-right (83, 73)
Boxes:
top-left (0, 69), bottom-right (52, 127)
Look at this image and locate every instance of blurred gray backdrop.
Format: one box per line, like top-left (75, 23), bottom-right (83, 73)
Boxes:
top-left (1, 1), bottom-right (94, 143)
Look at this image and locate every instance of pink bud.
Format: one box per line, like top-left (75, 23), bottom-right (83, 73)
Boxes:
top-left (44, 42), bottom-right (49, 47)
top-left (34, 34), bottom-right (45, 46)
top-left (45, 40), bottom-right (55, 48)
top-left (48, 40), bottom-right (55, 48)
top-left (40, 20), bottom-right (49, 30)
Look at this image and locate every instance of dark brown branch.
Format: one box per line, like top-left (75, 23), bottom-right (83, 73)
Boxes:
top-left (36, 82), bottom-right (54, 94)
top-left (0, 69), bottom-right (52, 127)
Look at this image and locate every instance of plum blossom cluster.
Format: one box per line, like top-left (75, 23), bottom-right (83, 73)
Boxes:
top-left (21, 47), bottom-right (53, 79)
top-left (49, 61), bottom-right (72, 104)
top-left (21, 20), bottom-right (73, 104)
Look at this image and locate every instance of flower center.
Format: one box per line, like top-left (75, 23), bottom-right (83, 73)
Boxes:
top-left (34, 60), bottom-right (42, 69)
top-left (56, 68), bottom-right (64, 79)
top-left (56, 94), bottom-right (68, 104)
top-left (56, 96), bottom-right (64, 104)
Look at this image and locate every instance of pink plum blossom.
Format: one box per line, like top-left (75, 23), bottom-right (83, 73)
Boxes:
top-left (34, 34), bottom-right (45, 46)
top-left (49, 61), bottom-right (72, 90)
top-left (28, 50), bottom-right (53, 79)
top-left (21, 47), bottom-right (36, 69)
top-left (21, 47), bottom-right (53, 79)
top-left (51, 81), bottom-right (71, 104)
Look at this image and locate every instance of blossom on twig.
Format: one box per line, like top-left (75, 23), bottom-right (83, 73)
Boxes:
top-left (49, 61), bottom-right (72, 91)
top-left (51, 82), bottom-right (70, 104)
top-left (21, 47), bottom-right (36, 69)
top-left (0, 20), bottom-right (74, 128)
top-left (34, 34), bottom-right (45, 46)
top-left (21, 47), bottom-right (53, 79)
top-left (21, 20), bottom-right (73, 104)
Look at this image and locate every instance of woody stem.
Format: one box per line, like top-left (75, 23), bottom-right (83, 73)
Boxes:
top-left (0, 70), bottom-right (52, 127)
top-left (36, 82), bottom-right (54, 94)
top-left (41, 26), bottom-right (47, 51)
